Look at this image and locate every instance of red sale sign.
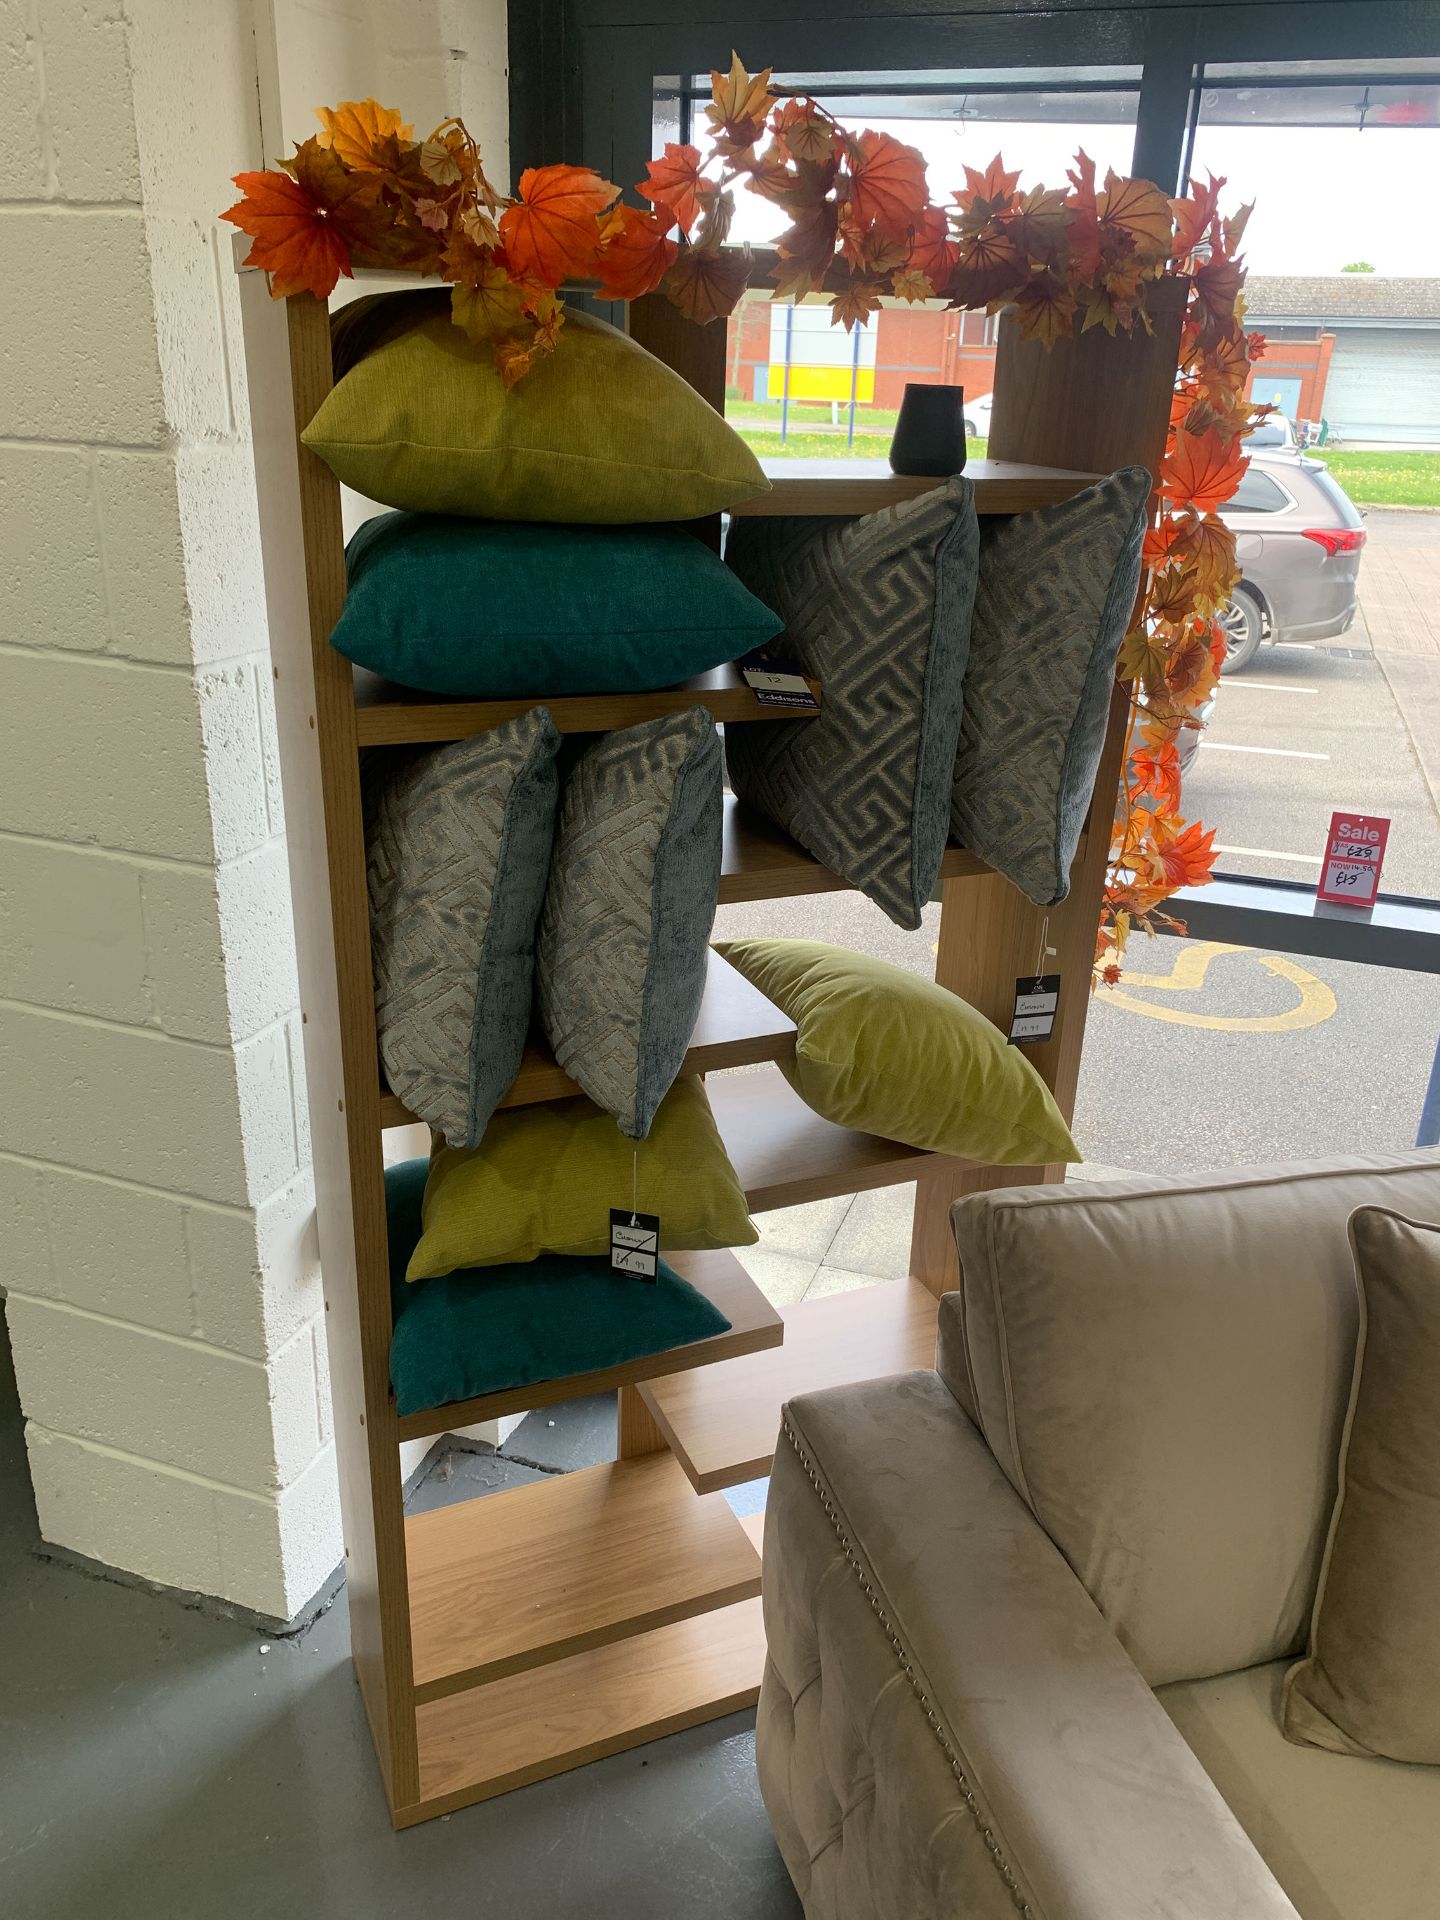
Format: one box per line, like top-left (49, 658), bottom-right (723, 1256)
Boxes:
top-left (1317, 811), bottom-right (1390, 907)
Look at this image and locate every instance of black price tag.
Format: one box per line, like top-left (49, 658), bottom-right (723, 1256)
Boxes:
top-left (740, 654), bottom-right (820, 710)
top-left (610, 1209), bottom-right (661, 1280)
top-left (1008, 974), bottom-right (1060, 1045)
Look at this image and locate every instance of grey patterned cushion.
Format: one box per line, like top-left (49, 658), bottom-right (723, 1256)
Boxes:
top-left (950, 466), bottom-right (1151, 906)
top-left (723, 478), bottom-right (979, 930)
top-left (367, 709), bottom-right (561, 1148)
top-left (537, 709), bottom-right (722, 1139)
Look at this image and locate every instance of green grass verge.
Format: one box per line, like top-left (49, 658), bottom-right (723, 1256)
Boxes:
top-left (1308, 449), bottom-right (1440, 510)
top-left (737, 428), bottom-right (989, 462)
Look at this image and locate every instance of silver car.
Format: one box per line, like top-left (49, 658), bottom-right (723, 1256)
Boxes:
top-left (1216, 446), bottom-right (1367, 672)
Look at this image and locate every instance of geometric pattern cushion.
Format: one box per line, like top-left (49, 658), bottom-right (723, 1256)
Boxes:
top-left (536, 708), bottom-right (723, 1139)
top-left (366, 708), bottom-right (561, 1148)
top-left (723, 478), bottom-right (980, 930)
top-left (950, 466), bottom-right (1150, 906)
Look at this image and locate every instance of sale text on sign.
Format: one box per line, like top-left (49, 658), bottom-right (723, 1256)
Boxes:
top-left (1317, 811), bottom-right (1390, 908)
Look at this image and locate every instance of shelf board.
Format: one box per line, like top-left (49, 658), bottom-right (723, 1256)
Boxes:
top-left (353, 661), bottom-right (821, 748)
top-left (727, 457), bottom-right (1100, 520)
top-left (709, 1066), bottom-right (969, 1213)
top-left (393, 1248), bottom-right (783, 1443)
top-left (720, 794), bottom-right (990, 905)
top-left (407, 1596), bottom-right (765, 1822)
top-left (406, 1453), bottom-right (760, 1704)
top-left (640, 1278), bottom-right (940, 1495)
top-left (379, 946), bottom-right (797, 1130)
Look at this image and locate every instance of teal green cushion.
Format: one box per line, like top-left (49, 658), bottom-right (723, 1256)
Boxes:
top-left (386, 1159), bottom-right (732, 1416)
top-left (332, 513), bottom-right (783, 698)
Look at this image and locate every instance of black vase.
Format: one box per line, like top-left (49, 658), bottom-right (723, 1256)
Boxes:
top-left (888, 383), bottom-right (968, 477)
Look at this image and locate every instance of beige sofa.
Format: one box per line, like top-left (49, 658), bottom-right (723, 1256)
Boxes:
top-left (757, 1152), bottom-right (1440, 1920)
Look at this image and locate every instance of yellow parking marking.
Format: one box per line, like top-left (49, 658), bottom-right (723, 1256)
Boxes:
top-left (1101, 941), bottom-right (1337, 1032)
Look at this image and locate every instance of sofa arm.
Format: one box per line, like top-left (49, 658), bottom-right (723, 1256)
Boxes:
top-left (759, 1371), bottom-right (1299, 1920)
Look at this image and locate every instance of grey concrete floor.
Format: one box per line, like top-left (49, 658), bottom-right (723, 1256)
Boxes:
top-left (0, 1323), bottom-right (800, 1920)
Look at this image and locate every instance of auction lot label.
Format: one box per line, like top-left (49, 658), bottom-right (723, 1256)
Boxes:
top-left (1317, 811), bottom-right (1390, 908)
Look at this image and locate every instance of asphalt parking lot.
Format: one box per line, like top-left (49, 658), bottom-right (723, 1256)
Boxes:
top-left (713, 508), bottom-right (1440, 1179)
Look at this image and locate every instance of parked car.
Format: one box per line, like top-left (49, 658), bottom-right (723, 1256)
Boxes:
top-left (963, 392), bottom-right (993, 439)
top-left (1215, 449), bottom-right (1366, 672)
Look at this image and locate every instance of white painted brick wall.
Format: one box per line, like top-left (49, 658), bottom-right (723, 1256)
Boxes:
top-left (1, 0), bottom-right (508, 1622)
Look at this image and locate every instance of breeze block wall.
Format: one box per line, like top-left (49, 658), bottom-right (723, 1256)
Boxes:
top-left (0, 0), bottom-right (507, 1619)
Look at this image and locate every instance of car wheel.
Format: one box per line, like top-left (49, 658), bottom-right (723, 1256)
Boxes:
top-left (1218, 591), bottom-right (1263, 674)
top-left (964, 417), bottom-right (976, 437)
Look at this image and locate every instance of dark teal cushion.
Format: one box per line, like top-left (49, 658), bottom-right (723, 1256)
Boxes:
top-left (332, 513), bottom-right (783, 698)
top-left (385, 1159), bottom-right (732, 1416)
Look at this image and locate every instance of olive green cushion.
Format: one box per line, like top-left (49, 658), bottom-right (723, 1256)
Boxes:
top-left (715, 937), bottom-right (1080, 1167)
top-left (302, 295), bottom-right (770, 523)
top-left (331, 513), bottom-right (781, 698)
top-left (385, 1159), bottom-right (731, 1417)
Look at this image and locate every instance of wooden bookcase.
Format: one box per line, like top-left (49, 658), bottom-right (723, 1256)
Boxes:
top-left (235, 237), bottom-right (1185, 1826)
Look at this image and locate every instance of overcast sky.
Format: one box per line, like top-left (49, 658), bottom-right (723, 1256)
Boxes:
top-left (726, 118), bottom-right (1440, 282)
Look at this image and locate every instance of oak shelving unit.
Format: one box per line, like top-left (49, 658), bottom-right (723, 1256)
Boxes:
top-left (236, 231), bottom-right (1185, 1825)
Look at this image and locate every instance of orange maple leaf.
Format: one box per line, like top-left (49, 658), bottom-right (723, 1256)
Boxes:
top-left (499, 163), bottom-right (618, 287)
top-left (1064, 149), bottom-right (1103, 282)
top-left (890, 267), bottom-right (934, 304)
top-left (314, 99), bottom-right (413, 171)
top-left (1163, 427), bottom-right (1248, 515)
top-left (448, 262), bottom-right (532, 344)
top-left (1152, 816), bottom-right (1217, 890)
top-left (829, 276), bottom-right (884, 331)
top-left (1097, 170), bottom-right (1173, 264)
top-left (595, 205), bottom-right (680, 300)
top-left (1130, 743), bottom-right (1183, 809)
top-left (955, 154), bottom-right (1021, 214)
top-left (661, 246), bottom-right (751, 323)
top-left (638, 143), bottom-right (707, 236)
top-left (1117, 623), bottom-right (1171, 693)
top-left (771, 100), bottom-right (840, 167)
top-left (706, 53), bottom-right (775, 153)
top-left (222, 141), bottom-right (383, 299)
top-left (905, 204), bottom-right (955, 288)
top-left (1012, 274), bottom-right (1077, 348)
top-left (845, 130), bottom-right (928, 243)
top-left (1193, 254), bottom-right (1244, 332)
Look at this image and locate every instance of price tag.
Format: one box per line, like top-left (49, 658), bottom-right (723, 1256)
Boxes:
top-left (741, 655), bottom-right (821, 710)
top-left (1316, 811), bottom-right (1389, 908)
top-left (1008, 974), bottom-right (1060, 1045)
top-left (610, 1209), bottom-right (660, 1281)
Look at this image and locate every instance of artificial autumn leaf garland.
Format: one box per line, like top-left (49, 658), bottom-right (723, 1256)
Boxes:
top-left (223, 56), bottom-right (1268, 977)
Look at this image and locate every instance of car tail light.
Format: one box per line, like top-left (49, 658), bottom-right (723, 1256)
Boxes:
top-left (1301, 526), bottom-right (1366, 556)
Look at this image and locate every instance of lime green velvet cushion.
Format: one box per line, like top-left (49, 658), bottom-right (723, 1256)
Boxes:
top-left (407, 1075), bottom-right (757, 1280)
top-left (715, 938), bottom-right (1080, 1167)
top-left (301, 297), bottom-right (770, 523)
top-left (386, 1158), bottom-right (730, 1417)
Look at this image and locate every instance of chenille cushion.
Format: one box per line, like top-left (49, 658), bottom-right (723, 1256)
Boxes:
top-left (950, 467), bottom-right (1150, 905)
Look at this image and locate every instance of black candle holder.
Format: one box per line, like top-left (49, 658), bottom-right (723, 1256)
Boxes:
top-left (888, 382), bottom-right (968, 477)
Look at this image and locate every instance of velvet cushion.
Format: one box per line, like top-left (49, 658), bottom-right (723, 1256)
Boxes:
top-left (1283, 1207), bottom-right (1440, 1763)
top-left (715, 937), bottom-right (1077, 1166)
top-left (385, 1159), bottom-right (731, 1416)
top-left (950, 467), bottom-right (1149, 905)
top-left (946, 1153), bottom-right (1440, 1687)
top-left (303, 294), bottom-right (770, 522)
top-left (723, 479), bottom-right (979, 930)
top-left (406, 1075), bottom-right (757, 1280)
top-left (537, 710), bottom-right (722, 1139)
top-left (330, 513), bottom-right (782, 698)
top-left (366, 710), bottom-right (560, 1147)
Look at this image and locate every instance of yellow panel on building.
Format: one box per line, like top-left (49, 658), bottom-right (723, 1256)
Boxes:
top-left (767, 364), bottom-right (877, 403)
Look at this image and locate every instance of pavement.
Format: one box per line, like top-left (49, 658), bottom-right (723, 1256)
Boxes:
top-left (721, 507), bottom-right (1440, 1308)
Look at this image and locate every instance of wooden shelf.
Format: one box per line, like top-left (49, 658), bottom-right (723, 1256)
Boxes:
top-left (353, 661), bottom-right (821, 748)
top-left (393, 1248), bottom-right (783, 1443)
top-left (406, 1453), bottom-right (760, 1704)
top-left (408, 1596), bottom-right (765, 1822)
top-left (640, 1279), bottom-right (940, 1495)
top-left (709, 1066), bottom-right (969, 1213)
top-left (378, 946), bottom-right (797, 1130)
top-left (721, 793), bottom-right (990, 905)
top-left (727, 457), bottom-right (1100, 520)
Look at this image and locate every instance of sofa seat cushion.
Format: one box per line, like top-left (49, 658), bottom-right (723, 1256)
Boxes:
top-left (944, 1152), bottom-right (1440, 1687)
top-left (1160, 1660), bottom-right (1440, 1920)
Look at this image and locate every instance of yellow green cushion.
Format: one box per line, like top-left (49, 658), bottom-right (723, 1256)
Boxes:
top-left (407, 1075), bottom-right (757, 1280)
top-left (714, 938), bottom-right (1080, 1167)
top-left (302, 296), bottom-right (770, 523)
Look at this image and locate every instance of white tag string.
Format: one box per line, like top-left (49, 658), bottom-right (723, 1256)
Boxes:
top-left (1033, 914), bottom-right (1055, 990)
top-left (631, 1144), bottom-right (638, 1227)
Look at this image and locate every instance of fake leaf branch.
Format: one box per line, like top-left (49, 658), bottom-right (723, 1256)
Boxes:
top-left (222, 56), bottom-right (1265, 967)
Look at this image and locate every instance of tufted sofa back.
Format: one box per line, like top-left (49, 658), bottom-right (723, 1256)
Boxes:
top-left (941, 1153), bottom-right (1440, 1686)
